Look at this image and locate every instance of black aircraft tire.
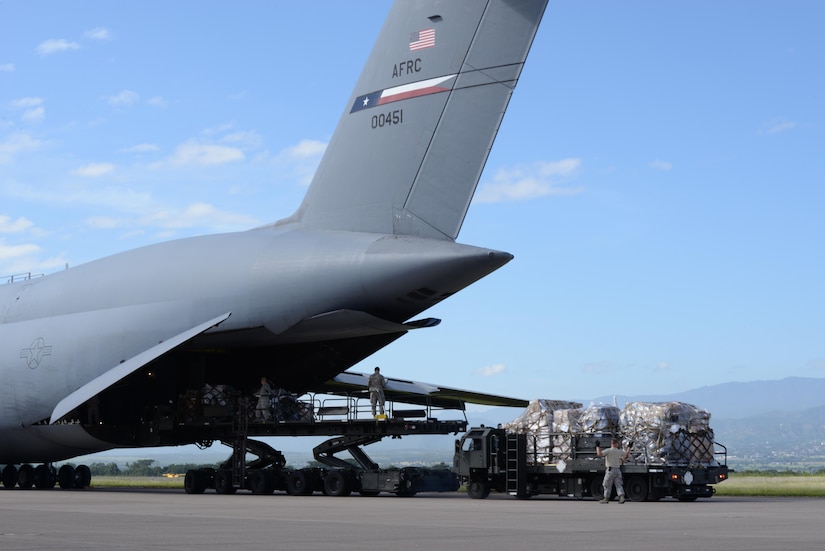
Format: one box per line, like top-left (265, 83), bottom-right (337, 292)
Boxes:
top-left (75, 464), bottom-right (92, 488)
top-left (2, 465), bottom-right (18, 488)
top-left (58, 464), bottom-right (75, 489)
top-left (467, 480), bottom-right (490, 499)
top-left (626, 475), bottom-right (649, 502)
top-left (17, 464), bottom-right (35, 489)
top-left (323, 470), bottom-right (352, 497)
top-left (34, 465), bottom-right (56, 489)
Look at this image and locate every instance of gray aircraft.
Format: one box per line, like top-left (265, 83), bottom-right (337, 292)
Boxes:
top-left (0, 0), bottom-right (548, 479)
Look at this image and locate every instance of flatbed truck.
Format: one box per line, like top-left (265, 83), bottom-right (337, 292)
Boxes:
top-left (453, 426), bottom-right (729, 501)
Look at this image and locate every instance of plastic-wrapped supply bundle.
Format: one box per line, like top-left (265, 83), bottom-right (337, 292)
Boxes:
top-left (578, 404), bottom-right (620, 435)
top-left (551, 409), bottom-right (581, 460)
top-left (504, 400), bottom-right (582, 464)
top-left (620, 402), bottom-right (716, 466)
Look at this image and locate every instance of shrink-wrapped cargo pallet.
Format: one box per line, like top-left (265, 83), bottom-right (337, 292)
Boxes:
top-left (579, 404), bottom-right (620, 434)
top-left (504, 399), bottom-right (582, 464)
top-left (551, 408), bottom-right (581, 460)
top-left (620, 401), bottom-right (716, 466)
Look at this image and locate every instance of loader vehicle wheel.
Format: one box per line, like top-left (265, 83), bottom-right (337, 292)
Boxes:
top-left (184, 470), bottom-right (207, 494)
top-left (626, 476), bottom-right (649, 502)
top-left (467, 480), bottom-right (490, 499)
top-left (286, 470), bottom-right (312, 496)
top-left (214, 470), bottom-right (236, 494)
top-left (250, 470), bottom-right (275, 495)
top-left (323, 470), bottom-right (352, 497)
top-left (589, 477), bottom-right (605, 500)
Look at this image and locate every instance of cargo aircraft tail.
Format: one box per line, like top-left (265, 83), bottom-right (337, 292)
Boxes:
top-left (282, 0), bottom-right (547, 240)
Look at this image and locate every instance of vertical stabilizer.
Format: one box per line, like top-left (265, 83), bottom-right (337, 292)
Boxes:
top-left (283, 0), bottom-right (548, 240)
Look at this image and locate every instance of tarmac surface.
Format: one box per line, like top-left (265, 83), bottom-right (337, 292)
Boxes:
top-left (1, 489), bottom-right (823, 551)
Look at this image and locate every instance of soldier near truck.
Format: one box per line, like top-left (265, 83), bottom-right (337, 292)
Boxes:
top-left (596, 438), bottom-right (632, 503)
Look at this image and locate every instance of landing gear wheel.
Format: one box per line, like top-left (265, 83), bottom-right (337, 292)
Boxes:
top-left (34, 465), bottom-right (56, 489)
top-left (2, 465), bottom-right (18, 488)
top-left (467, 480), bottom-right (491, 499)
top-left (17, 464), bottom-right (35, 489)
top-left (323, 470), bottom-right (352, 497)
top-left (286, 470), bottom-right (312, 496)
top-left (214, 470), bottom-right (236, 494)
top-left (58, 465), bottom-right (75, 489)
top-left (626, 476), bottom-right (649, 502)
top-left (184, 470), bottom-right (207, 494)
top-left (75, 464), bottom-right (92, 488)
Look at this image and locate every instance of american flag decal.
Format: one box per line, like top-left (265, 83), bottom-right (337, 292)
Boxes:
top-left (409, 28), bottom-right (435, 51)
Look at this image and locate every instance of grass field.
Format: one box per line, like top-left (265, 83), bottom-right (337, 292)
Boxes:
top-left (714, 475), bottom-right (825, 497)
top-left (93, 476), bottom-right (185, 489)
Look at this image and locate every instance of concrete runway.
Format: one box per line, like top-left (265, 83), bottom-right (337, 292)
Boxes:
top-left (1, 489), bottom-right (823, 551)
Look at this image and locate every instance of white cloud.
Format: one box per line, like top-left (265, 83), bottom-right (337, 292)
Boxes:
top-left (108, 89), bottom-right (140, 107)
top-left (12, 97), bottom-right (42, 109)
top-left (85, 216), bottom-right (123, 229)
top-left (0, 215), bottom-right (34, 234)
top-left (221, 130), bottom-right (263, 150)
top-left (120, 143), bottom-right (160, 154)
top-left (475, 363), bottom-right (507, 377)
top-left (11, 98), bottom-right (45, 123)
top-left (72, 162), bottom-right (115, 177)
top-left (22, 107), bottom-right (45, 123)
top-left (0, 133), bottom-right (45, 164)
top-left (0, 64), bottom-right (15, 72)
top-left (475, 158), bottom-right (583, 203)
top-left (84, 27), bottom-right (111, 40)
top-left (142, 202), bottom-right (259, 231)
top-left (650, 159), bottom-right (672, 171)
top-left (36, 39), bottom-right (80, 55)
top-left (0, 240), bottom-right (40, 262)
top-left (761, 118), bottom-right (796, 135)
top-left (284, 139), bottom-right (327, 159)
top-left (161, 140), bottom-right (245, 167)
top-left (146, 96), bottom-right (168, 108)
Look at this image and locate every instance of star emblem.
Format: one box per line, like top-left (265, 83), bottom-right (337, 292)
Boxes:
top-left (20, 337), bottom-right (53, 369)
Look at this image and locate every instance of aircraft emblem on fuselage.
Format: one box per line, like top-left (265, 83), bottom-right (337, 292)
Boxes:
top-left (20, 337), bottom-right (53, 369)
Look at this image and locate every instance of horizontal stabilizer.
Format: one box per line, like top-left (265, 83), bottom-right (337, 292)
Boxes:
top-left (274, 309), bottom-right (440, 344)
top-left (50, 312), bottom-right (231, 424)
top-left (316, 370), bottom-right (528, 409)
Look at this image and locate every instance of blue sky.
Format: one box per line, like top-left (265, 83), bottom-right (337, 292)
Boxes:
top-left (3, 1), bottom-right (824, 406)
